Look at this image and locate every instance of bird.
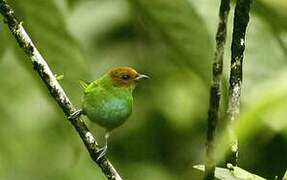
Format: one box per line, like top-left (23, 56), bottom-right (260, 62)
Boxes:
top-left (69, 67), bottom-right (149, 160)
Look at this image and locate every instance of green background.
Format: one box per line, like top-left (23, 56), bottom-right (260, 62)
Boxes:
top-left (0, 0), bottom-right (286, 179)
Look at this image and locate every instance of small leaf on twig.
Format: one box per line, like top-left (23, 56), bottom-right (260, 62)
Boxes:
top-left (193, 164), bottom-right (266, 180)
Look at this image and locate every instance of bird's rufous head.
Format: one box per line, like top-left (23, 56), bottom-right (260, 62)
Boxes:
top-left (108, 67), bottom-right (149, 87)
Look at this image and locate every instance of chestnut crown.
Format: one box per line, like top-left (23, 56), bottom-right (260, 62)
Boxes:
top-left (108, 67), bottom-right (149, 87)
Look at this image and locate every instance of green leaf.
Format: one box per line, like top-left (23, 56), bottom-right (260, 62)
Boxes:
top-left (128, 0), bottom-right (213, 81)
top-left (66, 0), bottom-right (79, 8)
top-left (66, 0), bottom-right (131, 48)
top-left (55, 74), bottom-right (65, 80)
top-left (283, 170), bottom-right (287, 180)
top-left (9, 0), bottom-right (87, 102)
top-left (215, 72), bottom-right (287, 162)
top-left (0, 23), bottom-right (10, 61)
top-left (193, 164), bottom-right (266, 180)
top-left (252, 1), bottom-right (287, 59)
top-left (253, 0), bottom-right (287, 33)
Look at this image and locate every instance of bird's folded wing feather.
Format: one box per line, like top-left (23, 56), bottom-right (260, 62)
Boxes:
top-left (81, 80), bottom-right (100, 94)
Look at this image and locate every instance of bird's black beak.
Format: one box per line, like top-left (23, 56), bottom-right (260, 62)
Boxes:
top-left (135, 74), bottom-right (150, 82)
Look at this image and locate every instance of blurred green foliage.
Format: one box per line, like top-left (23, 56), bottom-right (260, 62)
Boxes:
top-left (0, 0), bottom-right (286, 179)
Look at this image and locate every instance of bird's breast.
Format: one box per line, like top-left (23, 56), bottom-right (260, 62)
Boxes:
top-left (82, 90), bottom-right (133, 130)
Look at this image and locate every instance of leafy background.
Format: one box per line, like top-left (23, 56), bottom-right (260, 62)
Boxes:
top-left (0, 0), bottom-right (286, 179)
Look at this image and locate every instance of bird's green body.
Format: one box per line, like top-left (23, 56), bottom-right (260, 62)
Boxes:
top-left (82, 74), bottom-right (134, 130)
top-left (72, 67), bottom-right (148, 160)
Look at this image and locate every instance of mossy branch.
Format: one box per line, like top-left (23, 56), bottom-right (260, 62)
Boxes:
top-left (0, 1), bottom-right (122, 179)
top-left (205, 0), bottom-right (230, 179)
top-left (225, 0), bottom-right (252, 166)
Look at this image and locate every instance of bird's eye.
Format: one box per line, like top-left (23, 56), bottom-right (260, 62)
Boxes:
top-left (121, 74), bottom-right (130, 80)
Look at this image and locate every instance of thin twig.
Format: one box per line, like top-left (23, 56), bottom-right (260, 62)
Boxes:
top-left (0, 1), bottom-right (122, 179)
top-left (205, 0), bottom-right (230, 179)
top-left (225, 0), bottom-right (252, 166)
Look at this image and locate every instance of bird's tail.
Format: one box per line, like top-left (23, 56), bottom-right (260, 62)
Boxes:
top-left (79, 80), bottom-right (90, 89)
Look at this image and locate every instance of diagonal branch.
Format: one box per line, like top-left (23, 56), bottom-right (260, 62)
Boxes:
top-left (225, 0), bottom-right (252, 166)
top-left (0, 1), bottom-right (122, 179)
top-left (205, 0), bottom-right (230, 179)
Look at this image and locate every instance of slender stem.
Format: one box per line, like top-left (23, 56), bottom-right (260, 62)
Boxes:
top-left (205, 0), bottom-right (230, 179)
top-left (0, 1), bottom-right (122, 179)
top-left (225, 0), bottom-right (252, 166)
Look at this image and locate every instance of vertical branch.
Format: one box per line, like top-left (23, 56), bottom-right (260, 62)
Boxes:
top-left (0, 1), bottom-right (122, 180)
top-left (205, 0), bottom-right (230, 179)
top-left (225, 0), bottom-right (252, 166)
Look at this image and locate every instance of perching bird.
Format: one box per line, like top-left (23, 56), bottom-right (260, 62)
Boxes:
top-left (69, 67), bottom-right (149, 159)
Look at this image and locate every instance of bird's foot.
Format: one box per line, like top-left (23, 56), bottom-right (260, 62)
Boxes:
top-left (68, 109), bottom-right (82, 121)
top-left (95, 131), bottom-right (110, 161)
top-left (96, 144), bottom-right (108, 161)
